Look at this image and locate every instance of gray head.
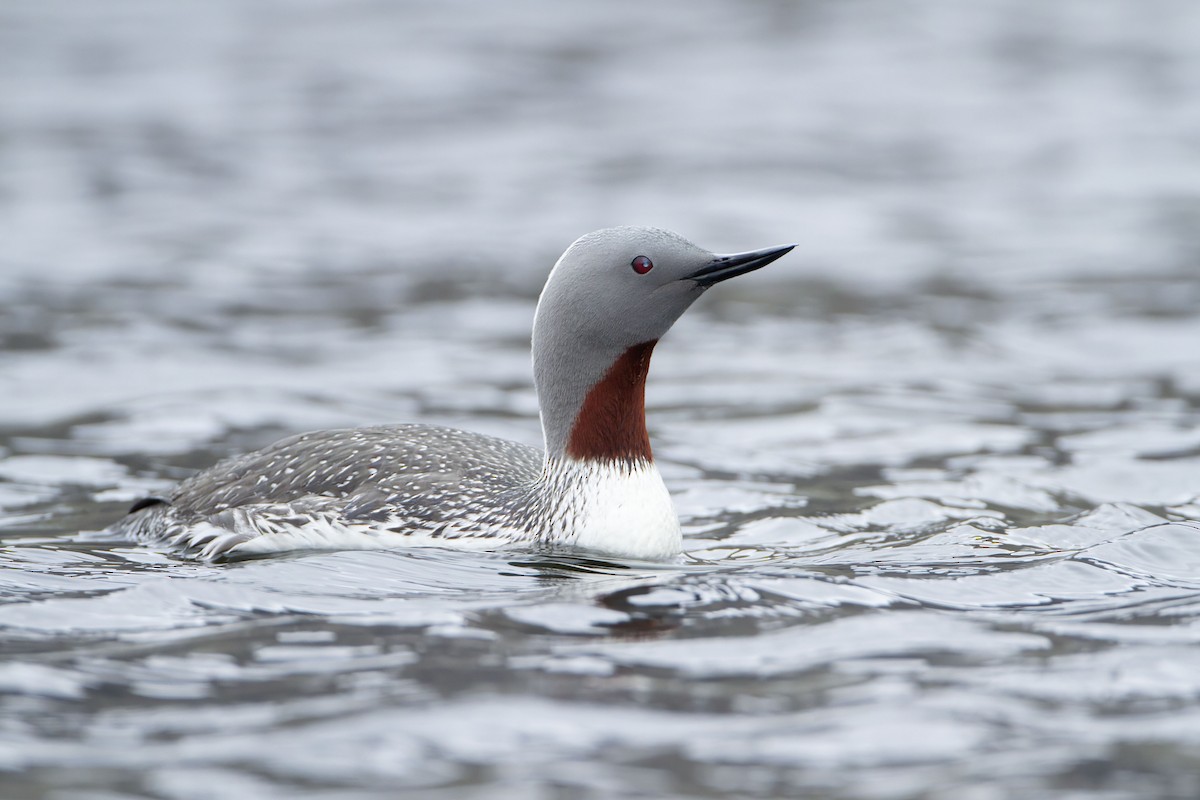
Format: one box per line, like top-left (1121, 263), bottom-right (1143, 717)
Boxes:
top-left (532, 226), bottom-right (794, 463)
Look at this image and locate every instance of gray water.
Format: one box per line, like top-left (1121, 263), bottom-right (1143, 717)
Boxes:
top-left (3, 1), bottom-right (1200, 798)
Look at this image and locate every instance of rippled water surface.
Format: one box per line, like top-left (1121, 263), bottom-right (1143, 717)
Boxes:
top-left (4, 1), bottom-right (1200, 798)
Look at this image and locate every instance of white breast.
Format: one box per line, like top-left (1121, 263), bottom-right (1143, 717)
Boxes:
top-left (543, 459), bottom-right (682, 560)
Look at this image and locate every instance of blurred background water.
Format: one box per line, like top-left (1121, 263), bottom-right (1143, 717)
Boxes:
top-left (3, 1), bottom-right (1200, 798)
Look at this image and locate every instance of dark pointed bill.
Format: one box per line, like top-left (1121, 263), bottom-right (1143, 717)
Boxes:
top-left (686, 243), bottom-right (796, 287)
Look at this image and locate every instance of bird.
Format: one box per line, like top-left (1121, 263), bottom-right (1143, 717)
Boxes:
top-left (113, 227), bottom-right (794, 561)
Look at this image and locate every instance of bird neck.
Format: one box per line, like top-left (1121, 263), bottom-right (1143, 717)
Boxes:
top-left (565, 340), bottom-right (656, 463)
top-left (535, 339), bottom-right (658, 467)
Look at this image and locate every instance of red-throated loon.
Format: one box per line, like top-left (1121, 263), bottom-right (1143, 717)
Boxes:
top-left (113, 227), bottom-right (795, 560)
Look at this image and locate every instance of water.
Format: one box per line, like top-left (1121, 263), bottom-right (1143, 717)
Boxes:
top-left (3, 1), bottom-right (1200, 797)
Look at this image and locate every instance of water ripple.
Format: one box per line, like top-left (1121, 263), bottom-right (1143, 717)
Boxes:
top-left (4, 0), bottom-right (1200, 797)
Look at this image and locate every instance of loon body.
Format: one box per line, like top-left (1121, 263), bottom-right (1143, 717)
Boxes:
top-left (114, 227), bottom-right (794, 560)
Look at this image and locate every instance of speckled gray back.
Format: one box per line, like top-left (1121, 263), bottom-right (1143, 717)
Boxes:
top-left (169, 424), bottom-right (542, 515)
top-left (112, 425), bottom-right (545, 556)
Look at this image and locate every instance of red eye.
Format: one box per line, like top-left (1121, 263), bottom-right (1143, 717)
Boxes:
top-left (631, 255), bottom-right (653, 275)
